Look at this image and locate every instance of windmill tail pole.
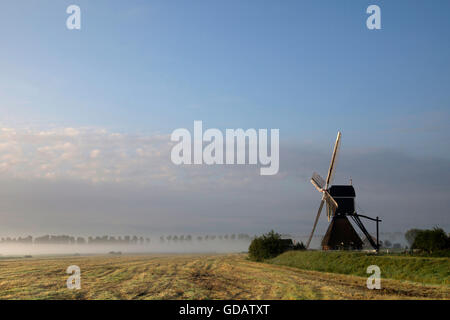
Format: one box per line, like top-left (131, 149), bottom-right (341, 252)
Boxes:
top-left (376, 216), bottom-right (380, 253)
top-left (350, 214), bottom-right (379, 250)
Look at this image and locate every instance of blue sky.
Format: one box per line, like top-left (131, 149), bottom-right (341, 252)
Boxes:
top-left (1, 1), bottom-right (449, 153)
top-left (0, 1), bottom-right (449, 236)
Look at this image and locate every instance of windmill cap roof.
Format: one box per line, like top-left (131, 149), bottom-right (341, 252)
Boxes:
top-left (329, 185), bottom-right (356, 197)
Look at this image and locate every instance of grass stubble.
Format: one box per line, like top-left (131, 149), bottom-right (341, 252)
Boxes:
top-left (0, 253), bottom-right (448, 300)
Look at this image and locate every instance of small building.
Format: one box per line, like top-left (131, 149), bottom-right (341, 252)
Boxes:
top-left (280, 238), bottom-right (294, 251)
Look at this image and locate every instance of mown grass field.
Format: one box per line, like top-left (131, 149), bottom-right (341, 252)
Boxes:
top-left (269, 251), bottom-right (450, 285)
top-left (0, 253), bottom-right (448, 300)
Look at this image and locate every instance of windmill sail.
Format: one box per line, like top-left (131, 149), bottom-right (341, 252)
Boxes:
top-left (325, 131), bottom-right (341, 187)
top-left (305, 199), bottom-right (324, 249)
top-left (323, 191), bottom-right (338, 220)
top-left (311, 172), bottom-right (325, 191)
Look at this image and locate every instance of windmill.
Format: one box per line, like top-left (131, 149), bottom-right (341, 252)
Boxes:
top-left (305, 132), bottom-right (381, 251)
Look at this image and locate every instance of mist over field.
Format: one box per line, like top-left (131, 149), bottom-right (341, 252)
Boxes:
top-left (0, 240), bottom-right (250, 256)
top-left (0, 231), bottom-right (409, 256)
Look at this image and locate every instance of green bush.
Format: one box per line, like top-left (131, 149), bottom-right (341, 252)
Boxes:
top-left (248, 230), bottom-right (288, 261)
top-left (412, 228), bottom-right (449, 254)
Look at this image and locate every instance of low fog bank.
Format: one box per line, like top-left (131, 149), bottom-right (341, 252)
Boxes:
top-left (291, 231), bottom-right (409, 250)
top-left (0, 232), bottom-right (411, 256)
top-left (0, 240), bottom-right (251, 256)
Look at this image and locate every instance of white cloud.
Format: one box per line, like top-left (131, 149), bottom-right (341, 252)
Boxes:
top-left (64, 127), bottom-right (79, 137)
top-left (90, 149), bottom-right (101, 159)
top-left (0, 126), bottom-right (175, 183)
top-left (0, 126), bottom-right (265, 188)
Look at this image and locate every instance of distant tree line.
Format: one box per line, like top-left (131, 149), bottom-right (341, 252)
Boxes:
top-left (0, 233), bottom-right (252, 245)
top-left (160, 234), bottom-right (251, 243)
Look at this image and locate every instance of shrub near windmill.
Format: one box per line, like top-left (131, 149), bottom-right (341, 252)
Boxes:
top-left (306, 132), bottom-right (382, 251)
